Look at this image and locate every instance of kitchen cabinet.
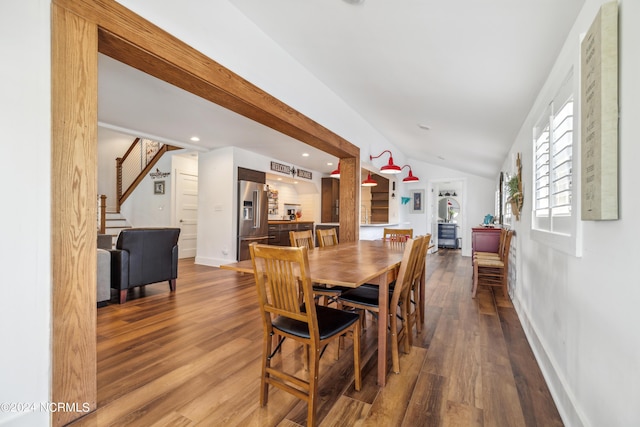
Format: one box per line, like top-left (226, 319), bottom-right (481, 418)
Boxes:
top-left (268, 221), bottom-right (314, 247)
top-left (438, 223), bottom-right (458, 249)
top-left (370, 176), bottom-right (389, 223)
top-left (321, 177), bottom-right (340, 223)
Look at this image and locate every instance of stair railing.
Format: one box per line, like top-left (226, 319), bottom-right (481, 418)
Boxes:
top-left (97, 195), bottom-right (107, 234)
top-left (115, 138), bottom-right (178, 212)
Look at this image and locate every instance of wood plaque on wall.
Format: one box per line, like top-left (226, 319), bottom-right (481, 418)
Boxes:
top-left (580, 1), bottom-right (618, 220)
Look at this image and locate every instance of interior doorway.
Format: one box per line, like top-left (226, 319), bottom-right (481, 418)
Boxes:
top-left (429, 178), bottom-right (467, 253)
top-left (174, 169), bottom-right (198, 258)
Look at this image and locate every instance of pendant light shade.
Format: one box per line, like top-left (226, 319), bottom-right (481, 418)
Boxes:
top-left (400, 165), bottom-right (420, 183)
top-left (361, 172), bottom-right (378, 186)
top-left (370, 150), bottom-right (401, 174)
top-left (330, 161), bottom-right (340, 178)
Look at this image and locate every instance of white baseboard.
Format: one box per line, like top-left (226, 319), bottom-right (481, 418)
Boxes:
top-left (512, 295), bottom-right (587, 427)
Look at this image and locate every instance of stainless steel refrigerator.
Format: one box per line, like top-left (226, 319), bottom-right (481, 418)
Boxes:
top-left (237, 180), bottom-right (269, 260)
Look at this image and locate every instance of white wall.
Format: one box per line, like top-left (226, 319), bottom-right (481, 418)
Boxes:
top-left (98, 127), bottom-right (198, 229)
top-left (401, 160), bottom-right (495, 257)
top-left (504, 1), bottom-right (640, 426)
top-left (195, 147), bottom-right (236, 266)
top-left (97, 127), bottom-right (133, 211)
top-left (196, 147), bottom-right (323, 266)
top-left (120, 155), bottom-right (173, 227)
top-left (0, 0), bottom-right (51, 425)
top-left (4, 1), bottom-right (634, 426)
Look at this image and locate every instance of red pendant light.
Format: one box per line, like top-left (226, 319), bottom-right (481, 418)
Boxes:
top-left (361, 172), bottom-right (378, 187)
top-left (370, 150), bottom-right (401, 174)
top-left (330, 161), bottom-right (340, 178)
top-left (401, 165), bottom-right (420, 183)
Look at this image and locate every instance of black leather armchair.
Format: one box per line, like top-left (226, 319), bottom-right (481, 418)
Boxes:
top-left (110, 228), bottom-right (181, 304)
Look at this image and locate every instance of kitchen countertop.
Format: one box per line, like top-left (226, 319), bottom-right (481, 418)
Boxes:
top-left (268, 220), bottom-right (315, 224)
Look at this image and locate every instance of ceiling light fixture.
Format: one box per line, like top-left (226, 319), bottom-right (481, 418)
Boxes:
top-left (370, 150), bottom-right (401, 174)
top-left (361, 172), bottom-right (378, 187)
top-left (190, 136), bottom-right (200, 142)
top-left (400, 165), bottom-right (420, 183)
top-left (330, 161), bottom-right (341, 178)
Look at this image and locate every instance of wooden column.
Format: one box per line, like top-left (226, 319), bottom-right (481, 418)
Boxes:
top-left (51, 4), bottom-right (98, 425)
top-left (339, 157), bottom-right (360, 242)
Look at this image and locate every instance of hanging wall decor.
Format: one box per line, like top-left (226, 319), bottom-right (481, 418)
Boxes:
top-left (580, 1), bottom-right (618, 220)
top-left (507, 154), bottom-right (523, 221)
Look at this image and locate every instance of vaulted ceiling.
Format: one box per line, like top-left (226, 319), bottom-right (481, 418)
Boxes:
top-left (100, 0), bottom-right (585, 178)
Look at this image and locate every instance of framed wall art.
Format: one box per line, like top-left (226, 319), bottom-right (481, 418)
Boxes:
top-left (410, 190), bottom-right (424, 213)
top-left (154, 180), bottom-right (165, 195)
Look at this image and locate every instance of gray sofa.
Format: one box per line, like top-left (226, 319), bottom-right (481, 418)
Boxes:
top-left (97, 248), bottom-right (111, 305)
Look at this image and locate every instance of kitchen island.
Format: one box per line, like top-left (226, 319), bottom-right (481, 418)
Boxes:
top-left (268, 220), bottom-right (314, 246)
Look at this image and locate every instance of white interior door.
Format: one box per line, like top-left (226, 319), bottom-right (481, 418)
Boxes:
top-left (175, 170), bottom-right (198, 258)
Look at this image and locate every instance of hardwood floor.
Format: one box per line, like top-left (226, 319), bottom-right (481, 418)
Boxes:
top-left (71, 249), bottom-right (562, 426)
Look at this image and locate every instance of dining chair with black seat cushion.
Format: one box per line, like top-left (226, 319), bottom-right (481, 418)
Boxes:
top-left (109, 227), bottom-right (180, 304)
top-left (249, 243), bottom-right (361, 427)
top-left (406, 234), bottom-right (430, 342)
top-left (338, 235), bottom-right (424, 374)
top-left (290, 229), bottom-right (347, 306)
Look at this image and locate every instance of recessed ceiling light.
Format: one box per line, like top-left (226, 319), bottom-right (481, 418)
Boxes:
top-left (327, 162), bottom-right (334, 166)
top-left (190, 136), bottom-right (200, 142)
top-left (302, 153), bottom-right (309, 157)
top-left (438, 156), bottom-right (445, 160)
top-left (418, 124), bottom-right (431, 130)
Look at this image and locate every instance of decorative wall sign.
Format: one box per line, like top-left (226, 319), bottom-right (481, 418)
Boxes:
top-left (270, 161), bottom-right (291, 175)
top-left (270, 161), bottom-right (312, 179)
top-left (296, 168), bottom-right (312, 179)
top-left (150, 168), bottom-right (170, 179)
top-left (581, 1), bottom-right (618, 220)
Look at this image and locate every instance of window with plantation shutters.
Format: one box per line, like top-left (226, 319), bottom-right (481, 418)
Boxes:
top-left (532, 71), bottom-right (574, 236)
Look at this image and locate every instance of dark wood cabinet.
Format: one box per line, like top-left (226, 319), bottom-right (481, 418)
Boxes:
top-left (268, 221), bottom-right (314, 247)
top-left (321, 178), bottom-right (340, 223)
top-left (370, 175), bottom-right (389, 223)
top-left (438, 223), bottom-right (458, 248)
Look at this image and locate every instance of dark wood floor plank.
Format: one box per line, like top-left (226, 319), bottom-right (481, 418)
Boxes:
top-left (72, 251), bottom-right (563, 426)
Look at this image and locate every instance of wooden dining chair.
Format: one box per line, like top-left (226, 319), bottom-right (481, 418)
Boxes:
top-left (338, 235), bottom-right (425, 374)
top-left (290, 229), bottom-right (346, 306)
top-left (316, 227), bottom-right (338, 248)
top-left (406, 233), bottom-right (431, 342)
top-left (474, 228), bottom-right (508, 260)
top-left (383, 228), bottom-right (414, 248)
top-left (472, 230), bottom-right (514, 298)
top-left (249, 243), bottom-right (361, 427)
top-left (289, 229), bottom-right (315, 249)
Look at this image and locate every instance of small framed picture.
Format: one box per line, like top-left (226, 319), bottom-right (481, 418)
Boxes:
top-left (154, 180), bottom-right (165, 195)
top-left (410, 190), bottom-right (424, 213)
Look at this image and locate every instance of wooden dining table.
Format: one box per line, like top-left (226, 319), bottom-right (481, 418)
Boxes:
top-left (220, 239), bottom-right (406, 386)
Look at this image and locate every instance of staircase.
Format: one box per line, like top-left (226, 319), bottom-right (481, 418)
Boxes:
top-left (97, 137), bottom-right (178, 247)
top-left (102, 212), bottom-right (132, 248)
